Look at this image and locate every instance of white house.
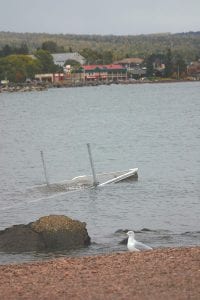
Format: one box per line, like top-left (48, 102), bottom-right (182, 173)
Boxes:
top-left (52, 52), bottom-right (86, 67)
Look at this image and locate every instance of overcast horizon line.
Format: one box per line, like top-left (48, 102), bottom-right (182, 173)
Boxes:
top-left (1, 29), bottom-right (200, 37)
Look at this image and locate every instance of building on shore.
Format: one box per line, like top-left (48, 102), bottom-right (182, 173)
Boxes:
top-left (82, 64), bottom-right (127, 81)
top-left (114, 58), bottom-right (146, 78)
top-left (35, 73), bottom-right (65, 82)
top-left (187, 60), bottom-right (200, 80)
top-left (52, 53), bottom-right (86, 67)
top-left (35, 64), bottom-right (128, 83)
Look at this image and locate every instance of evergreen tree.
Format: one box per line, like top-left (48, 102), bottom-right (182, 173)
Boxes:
top-left (173, 54), bottom-right (187, 79)
top-left (35, 49), bottom-right (56, 73)
top-left (17, 42), bottom-right (29, 54)
top-left (102, 51), bottom-right (113, 64)
top-left (41, 41), bottom-right (65, 53)
top-left (165, 48), bottom-right (173, 77)
top-left (1, 44), bottom-right (13, 57)
top-left (146, 55), bottom-right (154, 77)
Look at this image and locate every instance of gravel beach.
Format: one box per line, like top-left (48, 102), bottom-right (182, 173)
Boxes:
top-left (0, 247), bottom-right (199, 300)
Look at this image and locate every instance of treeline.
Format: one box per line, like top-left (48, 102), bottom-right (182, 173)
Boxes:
top-left (0, 31), bottom-right (200, 83)
top-left (0, 41), bottom-right (64, 57)
top-left (0, 47), bottom-right (189, 82)
top-left (0, 31), bottom-right (200, 61)
top-left (0, 43), bottom-right (29, 57)
top-left (0, 48), bottom-right (61, 83)
top-left (0, 40), bottom-right (116, 82)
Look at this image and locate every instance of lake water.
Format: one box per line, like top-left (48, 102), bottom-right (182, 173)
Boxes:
top-left (0, 82), bottom-right (200, 264)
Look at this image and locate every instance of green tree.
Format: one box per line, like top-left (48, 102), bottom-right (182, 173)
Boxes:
top-left (164, 48), bottom-right (173, 77)
top-left (0, 55), bottom-right (41, 82)
top-left (80, 48), bottom-right (114, 65)
top-left (16, 42), bottom-right (29, 55)
top-left (0, 43), bottom-right (29, 57)
top-left (26, 58), bottom-right (41, 78)
top-left (0, 44), bottom-right (13, 57)
top-left (80, 48), bottom-right (100, 64)
top-left (145, 55), bottom-right (154, 77)
top-left (64, 59), bottom-right (81, 68)
top-left (173, 54), bottom-right (187, 79)
top-left (102, 51), bottom-right (113, 64)
top-left (34, 49), bottom-right (56, 73)
top-left (41, 41), bottom-right (65, 53)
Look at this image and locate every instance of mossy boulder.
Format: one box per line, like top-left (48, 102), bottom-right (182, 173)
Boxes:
top-left (31, 215), bottom-right (90, 250)
top-left (0, 215), bottom-right (90, 253)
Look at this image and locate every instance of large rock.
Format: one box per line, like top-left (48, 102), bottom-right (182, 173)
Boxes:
top-left (0, 215), bottom-right (91, 253)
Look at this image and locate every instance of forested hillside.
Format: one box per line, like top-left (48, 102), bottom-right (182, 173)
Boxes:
top-left (0, 31), bottom-right (199, 61)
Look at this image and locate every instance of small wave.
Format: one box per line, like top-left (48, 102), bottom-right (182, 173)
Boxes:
top-left (181, 231), bottom-right (200, 236)
top-left (0, 187), bottom-right (86, 211)
top-left (115, 228), bottom-right (171, 234)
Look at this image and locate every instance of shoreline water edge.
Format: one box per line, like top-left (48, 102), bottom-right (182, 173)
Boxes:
top-left (0, 247), bottom-right (199, 299)
top-left (0, 78), bottom-right (199, 93)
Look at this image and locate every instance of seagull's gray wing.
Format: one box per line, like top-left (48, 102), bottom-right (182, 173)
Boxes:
top-left (134, 240), bottom-right (152, 250)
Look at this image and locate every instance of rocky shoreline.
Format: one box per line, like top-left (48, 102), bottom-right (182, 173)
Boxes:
top-left (0, 79), bottom-right (197, 93)
top-left (0, 83), bottom-right (48, 93)
top-left (0, 247), bottom-right (199, 299)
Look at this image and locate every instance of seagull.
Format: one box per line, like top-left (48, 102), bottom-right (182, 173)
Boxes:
top-left (126, 231), bottom-right (153, 252)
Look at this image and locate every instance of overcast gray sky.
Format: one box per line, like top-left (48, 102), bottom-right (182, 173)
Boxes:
top-left (0, 0), bottom-right (199, 35)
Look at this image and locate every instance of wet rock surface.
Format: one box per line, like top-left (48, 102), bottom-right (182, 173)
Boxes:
top-left (0, 215), bottom-right (90, 252)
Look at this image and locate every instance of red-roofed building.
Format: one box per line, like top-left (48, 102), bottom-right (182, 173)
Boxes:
top-left (82, 64), bottom-right (127, 81)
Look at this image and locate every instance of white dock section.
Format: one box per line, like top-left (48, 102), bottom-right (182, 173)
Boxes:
top-left (36, 144), bottom-right (138, 192)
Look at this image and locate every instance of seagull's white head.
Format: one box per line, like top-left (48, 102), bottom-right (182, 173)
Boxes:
top-left (126, 231), bottom-right (135, 238)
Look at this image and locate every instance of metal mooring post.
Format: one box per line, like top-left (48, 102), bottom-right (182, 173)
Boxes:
top-left (87, 143), bottom-right (99, 187)
top-left (40, 150), bottom-right (49, 186)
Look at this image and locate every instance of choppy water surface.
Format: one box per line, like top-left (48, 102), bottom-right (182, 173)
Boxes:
top-left (0, 82), bottom-right (199, 264)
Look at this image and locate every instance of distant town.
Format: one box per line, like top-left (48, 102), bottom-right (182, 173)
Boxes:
top-left (0, 34), bottom-right (200, 91)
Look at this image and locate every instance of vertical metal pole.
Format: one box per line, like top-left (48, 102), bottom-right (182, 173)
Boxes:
top-left (177, 65), bottom-right (180, 80)
top-left (87, 143), bottom-right (98, 187)
top-left (40, 150), bottom-right (49, 186)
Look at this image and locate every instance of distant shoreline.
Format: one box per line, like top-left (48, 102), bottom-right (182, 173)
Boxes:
top-left (0, 247), bottom-right (199, 299)
top-left (0, 79), bottom-right (199, 94)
